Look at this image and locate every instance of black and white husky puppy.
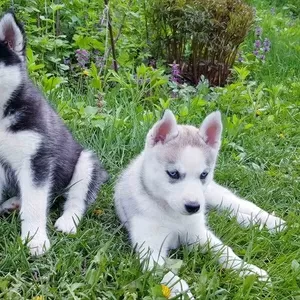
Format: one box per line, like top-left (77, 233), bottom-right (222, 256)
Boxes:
top-left (0, 12), bottom-right (108, 255)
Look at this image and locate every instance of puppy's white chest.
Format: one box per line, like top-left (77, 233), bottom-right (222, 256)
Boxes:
top-left (0, 125), bottom-right (41, 170)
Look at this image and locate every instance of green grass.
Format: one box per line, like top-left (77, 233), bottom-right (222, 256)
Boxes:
top-left (1, 2), bottom-right (300, 300)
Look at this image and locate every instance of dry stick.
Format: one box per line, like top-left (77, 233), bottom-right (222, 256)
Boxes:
top-left (114, 0), bottom-right (133, 44)
top-left (105, 0), bottom-right (133, 67)
top-left (104, 0), bottom-right (118, 73)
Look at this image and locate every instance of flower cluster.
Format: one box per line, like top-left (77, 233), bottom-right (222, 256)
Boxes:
top-left (170, 62), bottom-right (181, 83)
top-left (255, 26), bottom-right (262, 37)
top-left (93, 50), bottom-right (104, 69)
top-left (253, 27), bottom-right (271, 62)
top-left (73, 49), bottom-right (105, 70)
top-left (75, 49), bottom-right (90, 68)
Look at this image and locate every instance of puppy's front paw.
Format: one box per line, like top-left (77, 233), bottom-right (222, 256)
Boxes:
top-left (235, 211), bottom-right (286, 233)
top-left (54, 215), bottom-right (78, 234)
top-left (23, 232), bottom-right (50, 256)
top-left (161, 271), bottom-right (195, 299)
top-left (240, 264), bottom-right (270, 282)
top-left (264, 215), bottom-right (286, 233)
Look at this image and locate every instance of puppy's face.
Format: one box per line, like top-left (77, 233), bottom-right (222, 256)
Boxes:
top-left (0, 13), bottom-right (26, 99)
top-left (142, 110), bottom-right (222, 216)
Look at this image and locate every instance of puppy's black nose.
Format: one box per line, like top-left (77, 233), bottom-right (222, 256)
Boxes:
top-left (185, 202), bottom-right (200, 214)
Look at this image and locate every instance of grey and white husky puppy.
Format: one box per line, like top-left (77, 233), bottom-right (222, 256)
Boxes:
top-left (0, 12), bottom-right (108, 256)
top-left (115, 109), bottom-right (286, 298)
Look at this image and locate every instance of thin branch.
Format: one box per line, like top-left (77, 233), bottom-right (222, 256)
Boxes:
top-left (106, 0), bottom-right (133, 60)
top-left (104, 0), bottom-right (118, 73)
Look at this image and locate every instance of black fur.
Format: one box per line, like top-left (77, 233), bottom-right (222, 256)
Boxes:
top-left (0, 160), bottom-right (19, 197)
top-left (0, 40), bottom-right (21, 66)
top-left (86, 153), bottom-right (110, 206)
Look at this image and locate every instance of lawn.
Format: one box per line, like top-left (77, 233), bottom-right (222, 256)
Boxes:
top-left (0, 0), bottom-right (300, 299)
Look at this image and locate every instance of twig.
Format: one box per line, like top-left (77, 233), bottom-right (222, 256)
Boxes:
top-left (104, 0), bottom-right (118, 73)
top-left (106, 0), bottom-right (133, 60)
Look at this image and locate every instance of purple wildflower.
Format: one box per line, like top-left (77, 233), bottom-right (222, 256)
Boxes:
top-left (92, 50), bottom-right (104, 68)
top-left (254, 40), bottom-right (261, 49)
top-left (170, 62), bottom-right (180, 83)
top-left (75, 49), bottom-right (90, 68)
top-left (253, 50), bottom-right (259, 57)
top-left (262, 38), bottom-right (271, 52)
top-left (95, 56), bottom-right (104, 68)
top-left (263, 38), bottom-right (271, 48)
top-left (260, 54), bottom-right (265, 61)
top-left (255, 26), bottom-right (262, 37)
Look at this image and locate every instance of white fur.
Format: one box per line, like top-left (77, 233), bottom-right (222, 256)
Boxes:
top-left (19, 161), bottom-right (50, 256)
top-left (115, 110), bottom-right (286, 298)
top-left (0, 64), bottom-right (22, 109)
top-left (55, 150), bottom-right (93, 234)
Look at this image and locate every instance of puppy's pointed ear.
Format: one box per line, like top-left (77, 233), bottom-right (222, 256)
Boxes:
top-left (199, 111), bottom-right (222, 150)
top-left (0, 12), bottom-right (26, 56)
top-left (146, 110), bottom-right (179, 147)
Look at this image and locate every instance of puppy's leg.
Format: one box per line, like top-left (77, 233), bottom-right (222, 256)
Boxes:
top-left (0, 196), bottom-right (21, 214)
top-left (0, 166), bottom-right (5, 204)
top-left (55, 150), bottom-right (108, 234)
top-left (190, 226), bottom-right (269, 282)
top-left (19, 166), bottom-right (50, 256)
top-left (130, 216), bottom-right (195, 299)
top-left (130, 216), bottom-right (171, 269)
top-left (205, 181), bottom-right (286, 232)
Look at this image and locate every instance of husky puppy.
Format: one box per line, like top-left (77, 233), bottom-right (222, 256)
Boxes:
top-left (115, 110), bottom-right (285, 298)
top-left (0, 12), bottom-right (108, 256)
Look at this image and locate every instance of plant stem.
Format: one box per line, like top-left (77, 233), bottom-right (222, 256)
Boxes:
top-left (104, 0), bottom-right (118, 73)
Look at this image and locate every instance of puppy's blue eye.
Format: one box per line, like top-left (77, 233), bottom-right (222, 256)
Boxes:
top-left (166, 170), bottom-right (180, 180)
top-left (200, 171), bottom-right (208, 180)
